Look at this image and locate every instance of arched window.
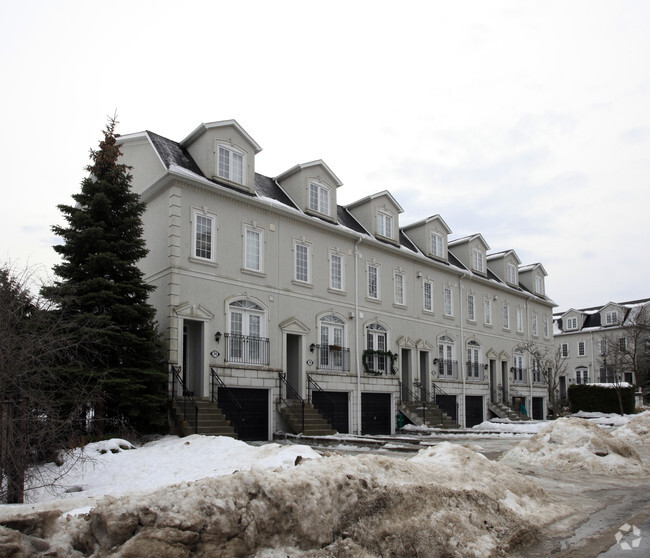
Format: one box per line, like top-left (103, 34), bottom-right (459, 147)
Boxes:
top-left (318, 315), bottom-right (348, 371)
top-left (227, 299), bottom-right (267, 364)
top-left (366, 323), bottom-right (388, 375)
top-left (466, 340), bottom-right (481, 378)
top-left (438, 335), bottom-right (456, 378)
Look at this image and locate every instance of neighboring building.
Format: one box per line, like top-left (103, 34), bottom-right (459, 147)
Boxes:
top-left (118, 119), bottom-right (555, 439)
top-left (553, 299), bottom-right (650, 394)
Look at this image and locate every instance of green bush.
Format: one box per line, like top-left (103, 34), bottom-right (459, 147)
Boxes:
top-left (568, 384), bottom-right (635, 414)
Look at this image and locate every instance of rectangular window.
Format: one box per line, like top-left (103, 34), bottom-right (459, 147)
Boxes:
top-left (309, 182), bottom-right (330, 215)
top-left (600, 338), bottom-right (608, 355)
top-left (244, 228), bottom-right (261, 271)
top-left (606, 311), bottom-right (619, 325)
top-left (506, 263), bottom-right (517, 284)
top-left (444, 286), bottom-right (453, 316)
top-left (377, 212), bottom-right (393, 238)
top-left (484, 298), bottom-right (492, 325)
top-left (394, 272), bottom-right (405, 305)
top-left (423, 280), bottom-right (433, 312)
top-left (330, 253), bottom-right (343, 291)
top-left (218, 146), bottom-right (244, 184)
top-left (467, 294), bottom-right (475, 321)
top-left (194, 213), bottom-right (214, 260)
top-left (620, 337), bottom-right (627, 351)
top-left (578, 341), bottom-right (586, 356)
top-left (566, 317), bottom-right (578, 330)
top-left (516, 308), bottom-right (523, 333)
top-left (503, 305), bottom-right (510, 329)
top-left (535, 275), bottom-right (544, 295)
top-left (561, 343), bottom-right (569, 357)
top-left (368, 265), bottom-right (379, 299)
top-left (295, 243), bottom-right (309, 283)
top-left (473, 249), bottom-right (485, 273)
top-left (544, 316), bottom-right (550, 338)
top-left (431, 232), bottom-right (443, 258)
top-left (532, 314), bottom-right (538, 336)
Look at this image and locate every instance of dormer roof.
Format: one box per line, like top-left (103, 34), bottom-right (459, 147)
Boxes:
top-left (486, 249), bottom-right (521, 265)
top-left (181, 119), bottom-right (262, 153)
top-left (274, 159), bottom-right (343, 187)
top-left (346, 190), bottom-right (404, 213)
top-left (519, 262), bottom-right (548, 276)
top-left (402, 214), bottom-right (452, 234)
top-left (448, 233), bottom-right (490, 251)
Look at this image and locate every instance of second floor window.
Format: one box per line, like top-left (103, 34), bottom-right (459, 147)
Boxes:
top-left (484, 298), bottom-right (492, 325)
top-left (244, 227), bottom-right (262, 272)
top-left (218, 145), bottom-right (244, 184)
top-left (394, 272), bottom-right (405, 305)
top-left (309, 182), bottom-right (330, 215)
top-left (366, 323), bottom-right (388, 374)
top-left (295, 242), bottom-right (310, 283)
top-left (503, 305), bottom-right (510, 329)
top-left (444, 286), bottom-right (453, 316)
top-left (578, 341), bottom-right (586, 356)
top-left (330, 253), bottom-right (343, 291)
top-left (467, 294), bottom-right (475, 321)
top-left (513, 352), bottom-right (525, 382)
top-left (423, 280), bottom-right (433, 312)
top-left (319, 315), bottom-right (347, 371)
top-left (194, 213), bottom-right (214, 260)
top-left (562, 343), bottom-right (569, 357)
top-left (516, 307), bottom-right (524, 333)
top-left (532, 314), bottom-right (538, 336)
top-left (368, 265), bottom-right (379, 299)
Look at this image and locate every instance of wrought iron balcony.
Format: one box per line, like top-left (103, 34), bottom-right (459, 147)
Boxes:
top-left (315, 345), bottom-right (350, 372)
top-left (466, 361), bottom-right (485, 380)
top-left (224, 333), bottom-right (270, 365)
top-left (511, 367), bottom-right (528, 384)
top-left (437, 359), bottom-right (458, 380)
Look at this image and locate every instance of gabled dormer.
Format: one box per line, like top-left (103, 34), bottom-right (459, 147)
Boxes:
top-left (274, 160), bottom-right (342, 224)
top-left (346, 191), bottom-right (404, 246)
top-left (561, 309), bottom-right (584, 331)
top-left (448, 234), bottom-right (490, 277)
top-left (600, 302), bottom-right (624, 327)
top-left (486, 249), bottom-right (521, 287)
top-left (519, 263), bottom-right (547, 297)
top-left (181, 119), bottom-right (262, 194)
top-left (401, 215), bottom-right (452, 262)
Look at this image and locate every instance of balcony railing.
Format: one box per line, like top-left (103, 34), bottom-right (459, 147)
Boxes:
top-left (316, 345), bottom-right (350, 372)
top-left (466, 362), bottom-right (485, 380)
top-left (437, 359), bottom-right (458, 380)
top-left (512, 367), bottom-right (528, 384)
top-left (224, 333), bottom-right (269, 365)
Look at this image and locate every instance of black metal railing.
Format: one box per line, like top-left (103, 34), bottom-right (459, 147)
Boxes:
top-left (499, 386), bottom-right (528, 418)
top-left (307, 375), bottom-right (336, 427)
top-left (466, 362), bottom-right (484, 380)
top-left (170, 365), bottom-right (198, 434)
top-left (399, 381), bottom-right (427, 424)
top-left (430, 381), bottom-right (459, 422)
top-left (315, 346), bottom-right (350, 372)
top-left (511, 367), bottom-right (528, 384)
top-left (278, 372), bottom-right (304, 432)
top-left (210, 368), bottom-right (243, 434)
top-left (437, 359), bottom-right (458, 379)
top-left (224, 333), bottom-right (270, 365)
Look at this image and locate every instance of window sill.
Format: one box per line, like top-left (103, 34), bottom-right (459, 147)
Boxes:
top-left (392, 303), bottom-right (407, 310)
top-left (365, 297), bottom-right (381, 304)
top-left (484, 323), bottom-right (493, 328)
top-left (443, 313), bottom-right (455, 320)
top-left (240, 268), bottom-right (266, 278)
top-left (327, 288), bottom-right (347, 296)
top-left (189, 257), bottom-right (218, 268)
top-left (291, 280), bottom-right (313, 289)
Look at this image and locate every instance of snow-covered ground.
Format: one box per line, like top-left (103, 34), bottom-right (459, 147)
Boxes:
top-left (1, 412), bottom-right (650, 557)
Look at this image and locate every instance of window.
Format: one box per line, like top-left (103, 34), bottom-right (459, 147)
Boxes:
top-left (503, 305), bottom-right (510, 329)
top-left (394, 272), bottom-right (405, 306)
top-left (294, 241), bottom-right (310, 283)
top-left (605, 311), bottom-right (619, 325)
top-left (566, 317), bottom-right (578, 330)
top-left (444, 286), bottom-right (453, 316)
top-left (473, 249), bottom-right (485, 273)
top-left (544, 316), bottom-right (550, 338)
top-left (576, 367), bottom-right (589, 384)
top-left (467, 294), bottom-right (475, 321)
top-left (578, 341), bottom-right (586, 356)
top-left (532, 359), bottom-right (542, 383)
top-left (431, 232), bottom-right (444, 258)
top-left (561, 343), bottom-right (569, 357)
top-left (532, 314), bottom-right (538, 336)
top-left (535, 275), bottom-right (544, 295)
top-left (227, 299), bottom-right (267, 364)
top-left (423, 280), bottom-right (433, 312)
top-left (466, 340), bottom-right (481, 378)
top-left (193, 213), bottom-right (214, 261)
top-left (217, 145), bottom-right (244, 185)
top-left (600, 338), bottom-right (608, 356)
top-left (516, 307), bottom-right (524, 333)
top-left (620, 337), bottom-right (627, 351)
top-left (506, 263), bottom-right (517, 284)
top-left (330, 252), bottom-right (344, 291)
top-left (484, 298), bottom-right (492, 325)
top-left (319, 315), bottom-right (347, 371)
top-left (438, 335), bottom-right (455, 377)
top-left (366, 323), bottom-right (388, 375)
top-left (377, 211), bottom-right (393, 238)
top-left (309, 181), bottom-right (330, 215)
top-left (513, 352), bottom-right (525, 382)
top-left (368, 264), bottom-right (379, 299)
top-left (244, 226), bottom-right (262, 272)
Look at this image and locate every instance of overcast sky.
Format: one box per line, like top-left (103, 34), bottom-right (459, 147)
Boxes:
top-left (2, 1), bottom-right (649, 312)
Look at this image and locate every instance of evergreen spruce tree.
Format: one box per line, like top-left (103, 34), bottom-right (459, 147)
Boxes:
top-left (42, 117), bottom-right (167, 434)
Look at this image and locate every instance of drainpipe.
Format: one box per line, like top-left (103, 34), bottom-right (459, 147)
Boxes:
top-left (526, 297), bottom-right (533, 409)
top-left (459, 277), bottom-right (466, 428)
top-left (354, 237), bottom-right (363, 435)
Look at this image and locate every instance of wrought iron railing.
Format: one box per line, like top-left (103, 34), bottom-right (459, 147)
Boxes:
top-left (430, 381), bottom-right (459, 422)
top-left (437, 359), bottom-right (458, 379)
top-left (210, 368), bottom-right (243, 434)
top-left (224, 333), bottom-right (270, 365)
top-left (466, 362), bottom-right (484, 380)
top-left (307, 375), bottom-right (336, 427)
top-left (511, 367), bottom-right (528, 384)
top-left (315, 346), bottom-right (350, 372)
top-left (399, 381), bottom-right (428, 424)
top-left (278, 372), bottom-right (304, 432)
top-left (170, 365), bottom-right (197, 434)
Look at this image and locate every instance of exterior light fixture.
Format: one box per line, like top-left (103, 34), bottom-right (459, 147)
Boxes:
top-left (214, 331), bottom-right (222, 343)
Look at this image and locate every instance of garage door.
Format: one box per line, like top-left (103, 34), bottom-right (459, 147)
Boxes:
top-left (218, 388), bottom-right (268, 441)
top-left (312, 391), bottom-right (349, 434)
top-left (361, 393), bottom-right (391, 435)
top-left (532, 397), bottom-right (544, 420)
top-left (435, 394), bottom-right (458, 422)
top-left (465, 396), bottom-right (484, 428)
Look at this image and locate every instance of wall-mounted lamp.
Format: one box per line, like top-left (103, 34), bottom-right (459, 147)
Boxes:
top-left (310, 343), bottom-right (316, 353)
top-left (214, 331), bottom-right (222, 343)
top-left (484, 363), bottom-right (489, 370)
top-left (433, 358), bottom-right (439, 365)
top-left (510, 367), bottom-right (515, 373)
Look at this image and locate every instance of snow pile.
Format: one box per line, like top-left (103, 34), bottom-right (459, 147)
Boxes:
top-left (471, 419), bottom-right (547, 434)
top-left (613, 411), bottom-right (650, 444)
top-left (500, 417), bottom-right (647, 475)
top-left (0, 441), bottom-right (566, 557)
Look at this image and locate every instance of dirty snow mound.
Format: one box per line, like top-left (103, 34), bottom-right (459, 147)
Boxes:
top-left (2, 445), bottom-right (566, 557)
top-left (500, 417), bottom-right (647, 475)
top-left (613, 411), bottom-right (650, 444)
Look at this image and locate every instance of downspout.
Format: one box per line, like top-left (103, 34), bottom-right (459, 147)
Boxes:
top-left (526, 297), bottom-right (533, 409)
top-left (354, 237), bottom-right (363, 435)
top-left (459, 276), bottom-right (466, 428)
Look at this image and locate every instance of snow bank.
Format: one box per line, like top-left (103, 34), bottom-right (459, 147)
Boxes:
top-left (613, 411), bottom-right (650, 444)
top-left (471, 419), bottom-right (548, 434)
top-left (500, 417), bottom-right (647, 475)
top-left (1, 442), bottom-right (566, 557)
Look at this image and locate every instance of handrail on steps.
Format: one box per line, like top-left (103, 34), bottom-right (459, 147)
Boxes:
top-left (307, 375), bottom-right (336, 428)
top-left (170, 365), bottom-right (198, 434)
top-left (210, 368), bottom-right (243, 434)
top-left (278, 372), bottom-right (304, 433)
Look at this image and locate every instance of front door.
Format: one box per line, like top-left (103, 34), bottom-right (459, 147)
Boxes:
top-left (286, 334), bottom-right (302, 398)
top-left (182, 320), bottom-right (204, 396)
top-left (401, 348), bottom-right (412, 401)
top-left (419, 351), bottom-right (429, 401)
top-left (501, 361), bottom-right (508, 403)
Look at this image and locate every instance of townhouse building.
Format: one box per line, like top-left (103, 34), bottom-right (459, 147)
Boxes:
top-left (118, 119), bottom-right (555, 440)
top-left (554, 299), bottom-right (650, 395)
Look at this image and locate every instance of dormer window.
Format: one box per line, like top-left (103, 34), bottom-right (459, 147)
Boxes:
top-left (377, 211), bottom-right (393, 238)
top-left (431, 232), bottom-right (444, 258)
top-left (605, 310), bottom-right (619, 325)
top-left (217, 144), bottom-right (244, 185)
top-left (506, 263), bottom-right (517, 285)
top-left (309, 181), bottom-right (330, 215)
top-left (566, 317), bottom-right (578, 330)
top-left (535, 275), bottom-right (544, 295)
top-left (472, 249), bottom-right (485, 273)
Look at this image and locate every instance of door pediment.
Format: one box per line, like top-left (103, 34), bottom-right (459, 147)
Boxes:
top-left (174, 302), bottom-right (214, 320)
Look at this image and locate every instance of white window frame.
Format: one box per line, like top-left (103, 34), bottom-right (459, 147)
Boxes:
top-left (216, 143), bottom-right (245, 185)
top-left (227, 299), bottom-right (266, 363)
top-left (423, 280), bottom-right (434, 313)
top-left (578, 341), bottom-right (586, 356)
top-left (192, 210), bottom-right (216, 262)
top-left (366, 323), bottom-right (388, 375)
top-left (243, 224), bottom-right (264, 273)
top-left (513, 351), bottom-right (525, 382)
top-left (535, 275), bottom-right (544, 295)
top-left (367, 263), bottom-right (380, 300)
top-left (516, 307), bottom-right (524, 333)
top-left (438, 335), bottom-right (455, 377)
top-left (444, 286), bottom-right (453, 317)
top-left (393, 271), bottom-right (405, 306)
top-left (294, 240), bottom-right (311, 284)
top-left (466, 339), bottom-right (481, 378)
top-left (605, 311), bottom-right (619, 325)
top-left (430, 232), bottom-right (444, 258)
top-left (377, 210), bottom-right (393, 239)
top-left (532, 313), bottom-right (538, 336)
top-left (561, 343), bottom-right (569, 357)
top-left (484, 298), bottom-right (492, 325)
top-left (319, 314), bottom-right (346, 371)
top-left (544, 316), bottom-right (550, 338)
top-left (503, 304), bottom-right (510, 330)
top-left (329, 251), bottom-right (344, 291)
top-left (506, 263), bottom-right (517, 285)
top-left (309, 181), bottom-right (330, 216)
top-left (467, 293), bottom-right (476, 322)
top-left (566, 317), bottom-right (578, 330)
top-left (473, 249), bottom-right (485, 273)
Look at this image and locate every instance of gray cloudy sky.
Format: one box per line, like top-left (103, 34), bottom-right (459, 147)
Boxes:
top-left (2, 0), bottom-right (649, 312)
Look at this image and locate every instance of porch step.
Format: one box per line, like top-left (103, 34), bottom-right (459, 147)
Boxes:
top-left (399, 401), bottom-right (459, 429)
top-left (487, 400), bottom-right (531, 421)
top-left (279, 402), bottom-right (337, 436)
top-left (171, 398), bottom-right (238, 437)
